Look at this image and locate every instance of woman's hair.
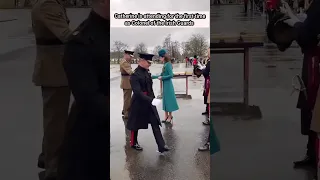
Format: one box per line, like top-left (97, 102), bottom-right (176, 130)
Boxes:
top-left (163, 56), bottom-right (170, 63)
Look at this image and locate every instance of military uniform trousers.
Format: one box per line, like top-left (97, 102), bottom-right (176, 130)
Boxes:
top-left (123, 89), bottom-right (132, 117)
top-left (130, 119), bottom-right (165, 150)
top-left (41, 86), bottom-right (71, 178)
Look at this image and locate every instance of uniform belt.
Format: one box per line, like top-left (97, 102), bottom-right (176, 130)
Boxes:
top-left (36, 38), bottom-right (63, 45)
top-left (121, 74), bottom-right (131, 76)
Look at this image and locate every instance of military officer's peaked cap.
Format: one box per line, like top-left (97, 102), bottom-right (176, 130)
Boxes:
top-left (138, 53), bottom-right (154, 62)
top-left (124, 50), bottom-right (134, 57)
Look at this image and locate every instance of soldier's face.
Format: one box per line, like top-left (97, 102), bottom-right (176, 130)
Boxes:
top-left (207, 48), bottom-right (210, 59)
top-left (139, 59), bottom-right (151, 69)
top-left (124, 54), bottom-right (132, 61)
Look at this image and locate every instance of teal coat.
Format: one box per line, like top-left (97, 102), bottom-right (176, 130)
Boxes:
top-left (152, 62), bottom-right (179, 112)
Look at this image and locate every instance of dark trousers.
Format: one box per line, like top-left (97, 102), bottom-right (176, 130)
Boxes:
top-left (207, 129), bottom-right (211, 143)
top-left (193, 65), bottom-right (197, 74)
top-left (131, 121), bottom-right (166, 150)
top-left (300, 109), bottom-right (317, 162)
top-left (244, 2), bottom-right (248, 12)
top-left (307, 130), bottom-right (317, 161)
top-left (150, 120), bottom-right (166, 151)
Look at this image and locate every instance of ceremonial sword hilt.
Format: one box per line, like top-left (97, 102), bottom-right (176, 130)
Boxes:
top-left (291, 74), bottom-right (307, 99)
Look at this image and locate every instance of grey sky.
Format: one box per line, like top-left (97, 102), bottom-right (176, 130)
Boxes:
top-left (110, 0), bottom-right (210, 52)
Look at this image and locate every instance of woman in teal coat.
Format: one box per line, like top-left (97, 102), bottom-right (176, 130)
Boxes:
top-left (153, 49), bottom-right (179, 124)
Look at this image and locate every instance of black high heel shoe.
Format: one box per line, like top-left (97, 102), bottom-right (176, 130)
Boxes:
top-left (166, 116), bottom-right (173, 124)
top-left (161, 117), bottom-right (168, 123)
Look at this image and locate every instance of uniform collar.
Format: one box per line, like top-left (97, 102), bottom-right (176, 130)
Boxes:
top-left (138, 65), bottom-right (148, 71)
top-left (88, 10), bottom-right (109, 30)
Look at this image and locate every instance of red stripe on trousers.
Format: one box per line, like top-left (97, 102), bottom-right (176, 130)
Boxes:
top-left (130, 131), bottom-right (134, 146)
top-left (317, 136), bottom-right (319, 168)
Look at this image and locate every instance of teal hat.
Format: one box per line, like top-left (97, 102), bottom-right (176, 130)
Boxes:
top-left (158, 49), bottom-right (167, 57)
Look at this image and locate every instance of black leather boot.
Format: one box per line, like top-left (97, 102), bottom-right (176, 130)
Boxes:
top-left (131, 143), bottom-right (143, 151)
top-left (158, 146), bottom-right (170, 154)
top-left (202, 118), bottom-right (210, 125)
top-left (313, 174), bottom-right (317, 180)
top-left (198, 142), bottom-right (210, 151)
top-left (37, 152), bottom-right (45, 169)
top-left (293, 156), bottom-right (316, 168)
top-left (201, 111), bottom-right (208, 115)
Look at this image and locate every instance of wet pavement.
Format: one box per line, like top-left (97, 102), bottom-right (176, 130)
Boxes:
top-left (0, 9), bottom-right (210, 179)
top-left (211, 5), bottom-right (314, 180)
top-left (110, 63), bottom-right (210, 180)
top-left (211, 5), bottom-right (267, 35)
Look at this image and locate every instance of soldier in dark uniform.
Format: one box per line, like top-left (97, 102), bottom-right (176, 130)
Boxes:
top-left (57, 1), bottom-right (110, 180)
top-left (199, 48), bottom-right (211, 151)
top-left (31, 0), bottom-right (72, 178)
top-left (201, 58), bottom-right (211, 121)
top-left (244, 0), bottom-right (249, 12)
top-left (279, 0), bottom-right (320, 171)
top-left (268, 1), bottom-right (320, 178)
top-left (127, 53), bottom-right (170, 154)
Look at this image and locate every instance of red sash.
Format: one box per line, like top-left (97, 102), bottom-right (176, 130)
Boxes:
top-left (266, 0), bottom-right (278, 10)
top-left (205, 77), bottom-right (210, 96)
top-left (316, 136), bottom-right (320, 168)
top-left (307, 48), bottom-right (320, 109)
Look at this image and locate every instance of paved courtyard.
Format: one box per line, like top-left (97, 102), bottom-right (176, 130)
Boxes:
top-left (0, 8), bottom-right (210, 180)
top-left (211, 5), bottom-right (313, 180)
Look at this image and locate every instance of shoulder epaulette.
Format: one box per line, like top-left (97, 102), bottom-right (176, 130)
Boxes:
top-left (133, 67), bottom-right (140, 75)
